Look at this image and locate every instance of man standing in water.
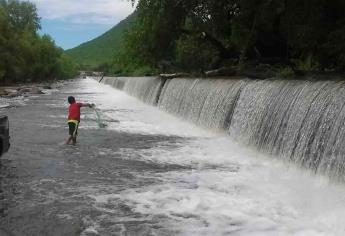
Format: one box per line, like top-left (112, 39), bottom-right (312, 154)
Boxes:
top-left (65, 96), bottom-right (94, 145)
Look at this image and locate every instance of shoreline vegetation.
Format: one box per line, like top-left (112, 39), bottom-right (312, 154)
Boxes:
top-left (69, 0), bottom-right (345, 80)
top-left (120, 0), bottom-right (345, 78)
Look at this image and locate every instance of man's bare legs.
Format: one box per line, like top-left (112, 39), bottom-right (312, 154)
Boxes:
top-left (65, 135), bottom-right (77, 145)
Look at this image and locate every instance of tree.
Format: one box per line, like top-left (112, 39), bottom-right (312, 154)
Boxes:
top-left (122, 0), bottom-right (345, 73)
top-left (0, 0), bottom-right (76, 84)
top-left (0, 0), bottom-right (40, 32)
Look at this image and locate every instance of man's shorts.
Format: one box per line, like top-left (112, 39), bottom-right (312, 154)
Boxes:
top-left (68, 120), bottom-right (79, 137)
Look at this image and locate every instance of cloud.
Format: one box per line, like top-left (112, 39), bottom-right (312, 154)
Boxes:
top-left (30, 0), bottom-right (135, 25)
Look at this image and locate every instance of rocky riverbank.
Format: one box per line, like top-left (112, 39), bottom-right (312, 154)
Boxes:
top-left (0, 84), bottom-right (53, 98)
top-left (0, 81), bottom-right (68, 109)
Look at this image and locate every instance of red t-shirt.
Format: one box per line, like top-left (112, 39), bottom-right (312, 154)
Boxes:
top-left (68, 102), bottom-right (82, 121)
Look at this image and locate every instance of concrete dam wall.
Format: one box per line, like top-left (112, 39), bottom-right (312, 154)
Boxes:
top-left (100, 76), bottom-right (345, 179)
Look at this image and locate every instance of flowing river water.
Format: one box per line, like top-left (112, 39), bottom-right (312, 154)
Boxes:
top-left (1, 78), bottom-right (345, 236)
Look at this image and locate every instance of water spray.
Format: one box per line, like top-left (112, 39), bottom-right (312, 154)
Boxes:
top-left (91, 105), bottom-right (107, 128)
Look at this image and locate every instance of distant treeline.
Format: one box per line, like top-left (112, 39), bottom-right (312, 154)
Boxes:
top-left (0, 0), bottom-right (77, 85)
top-left (105, 0), bottom-right (345, 76)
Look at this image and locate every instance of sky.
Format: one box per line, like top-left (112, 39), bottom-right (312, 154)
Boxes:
top-left (30, 0), bottom-right (136, 50)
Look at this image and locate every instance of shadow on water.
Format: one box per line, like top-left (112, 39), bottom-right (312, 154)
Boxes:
top-left (0, 159), bottom-right (17, 210)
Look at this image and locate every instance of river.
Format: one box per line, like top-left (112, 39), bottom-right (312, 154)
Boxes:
top-left (1, 78), bottom-right (345, 236)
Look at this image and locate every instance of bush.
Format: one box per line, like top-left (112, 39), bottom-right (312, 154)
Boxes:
top-left (277, 67), bottom-right (294, 78)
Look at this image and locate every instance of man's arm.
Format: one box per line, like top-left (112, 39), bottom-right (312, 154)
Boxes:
top-left (80, 103), bottom-right (95, 108)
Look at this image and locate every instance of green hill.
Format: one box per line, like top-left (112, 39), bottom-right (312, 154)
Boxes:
top-left (65, 13), bottom-right (135, 68)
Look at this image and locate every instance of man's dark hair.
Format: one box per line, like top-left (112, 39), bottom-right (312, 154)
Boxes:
top-left (68, 96), bottom-right (76, 104)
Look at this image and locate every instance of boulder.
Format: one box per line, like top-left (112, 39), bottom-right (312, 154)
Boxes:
top-left (29, 87), bottom-right (44, 94)
top-left (41, 85), bottom-right (52, 89)
top-left (4, 89), bottom-right (17, 94)
top-left (18, 88), bottom-right (32, 94)
top-left (0, 89), bottom-right (8, 96)
top-left (6, 92), bottom-right (20, 98)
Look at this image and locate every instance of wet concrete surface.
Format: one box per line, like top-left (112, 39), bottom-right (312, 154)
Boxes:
top-left (0, 81), bottom-right (186, 236)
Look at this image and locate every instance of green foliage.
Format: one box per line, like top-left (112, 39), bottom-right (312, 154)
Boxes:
top-left (65, 0), bottom-right (345, 75)
top-left (0, 0), bottom-right (76, 84)
top-left (320, 23), bottom-right (345, 69)
top-left (57, 54), bottom-right (78, 79)
top-left (92, 61), bottom-right (123, 76)
top-left (113, 1), bottom-right (193, 74)
top-left (277, 67), bottom-right (294, 78)
top-left (118, 0), bottom-right (345, 74)
top-left (0, 0), bottom-right (40, 33)
top-left (131, 66), bottom-right (158, 76)
top-left (293, 55), bottom-right (319, 72)
top-left (175, 35), bottom-right (218, 72)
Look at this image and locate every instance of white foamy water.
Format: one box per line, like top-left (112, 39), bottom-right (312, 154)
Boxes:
top-left (82, 78), bottom-right (345, 236)
top-left (76, 78), bottom-right (214, 137)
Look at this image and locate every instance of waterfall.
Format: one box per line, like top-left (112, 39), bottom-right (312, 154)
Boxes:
top-left (100, 76), bottom-right (165, 105)
top-left (123, 77), bottom-right (166, 105)
top-left (111, 77), bottom-right (126, 90)
top-left (98, 76), bottom-right (345, 179)
top-left (101, 77), bottom-right (129, 90)
top-left (158, 78), bottom-right (247, 130)
top-left (229, 79), bottom-right (345, 177)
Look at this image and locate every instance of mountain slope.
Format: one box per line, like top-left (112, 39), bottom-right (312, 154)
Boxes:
top-left (65, 13), bottom-right (135, 67)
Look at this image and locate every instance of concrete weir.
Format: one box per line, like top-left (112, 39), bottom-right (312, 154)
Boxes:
top-left (100, 76), bottom-right (345, 179)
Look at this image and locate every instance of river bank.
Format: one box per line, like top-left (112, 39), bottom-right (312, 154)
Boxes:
top-left (0, 81), bottom-right (69, 109)
top-left (0, 83), bottom-right (55, 98)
